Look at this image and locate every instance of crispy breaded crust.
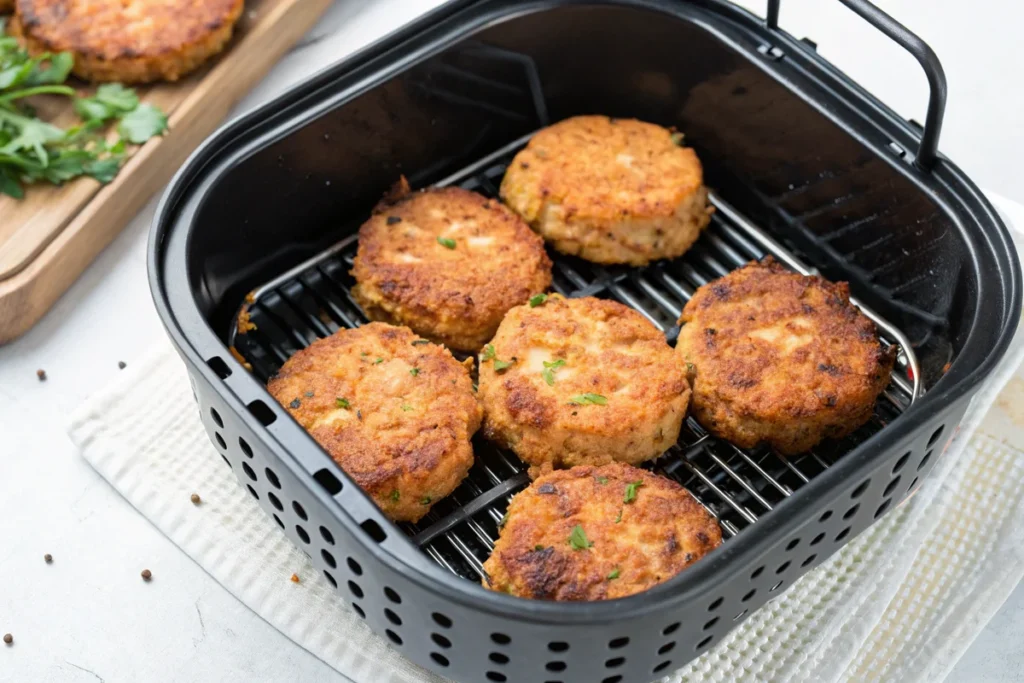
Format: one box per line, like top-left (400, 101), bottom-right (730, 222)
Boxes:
top-left (500, 115), bottom-right (713, 265)
top-left (483, 463), bottom-right (721, 600)
top-left (11, 0), bottom-right (243, 83)
top-left (677, 257), bottom-right (896, 454)
top-left (267, 323), bottom-right (482, 523)
top-left (352, 184), bottom-right (553, 352)
top-left (478, 296), bottom-right (689, 477)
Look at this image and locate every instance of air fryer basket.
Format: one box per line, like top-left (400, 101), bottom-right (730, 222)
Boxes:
top-left (150, 1), bottom-right (1021, 682)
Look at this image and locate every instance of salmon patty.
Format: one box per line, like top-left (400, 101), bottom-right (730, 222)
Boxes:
top-left (267, 323), bottom-right (482, 523)
top-left (483, 463), bottom-right (721, 600)
top-left (676, 257), bottom-right (896, 454)
top-left (500, 115), bottom-right (713, 265)
top-left (10, 0), bottom-right (243, 83)
top-left (478, 295), bottom-right (689, 478)
top-left (352, 179), bottom-right (552, 352)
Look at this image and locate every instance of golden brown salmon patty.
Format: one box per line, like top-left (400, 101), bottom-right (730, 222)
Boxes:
top-left (478, 296), bottom-right (689, 478)
top-left (352, 182), bottom-right (552, 352)
top-left (677, 257), bottom-right (896, 454)
top-left (483, 463), bottom-right (721, 600)
top-left (10, 0), bottom-right (244, 83)
top-left (267, 323), bottom-right (482, 523)
top-left (0, 1), bottom-right (12, 14)
top-left (500, 115), bottom-right (713, 265)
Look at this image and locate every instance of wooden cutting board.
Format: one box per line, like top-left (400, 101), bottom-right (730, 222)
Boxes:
top-left (0, 0), bottom-right (333, 343)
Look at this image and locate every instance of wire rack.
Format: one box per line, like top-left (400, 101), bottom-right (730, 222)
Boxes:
top-left (229, 133), bottom-right (922, 583)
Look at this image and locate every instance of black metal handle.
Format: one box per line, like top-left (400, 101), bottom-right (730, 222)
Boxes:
top-left (765, 0), bottom-right (947, 170)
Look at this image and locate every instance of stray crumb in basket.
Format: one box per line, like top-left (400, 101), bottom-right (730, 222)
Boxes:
top-left (228, 346), bottom-right (253, 371)
top-left (118, 361), bottom-right (127, 370)
top-left (44, 553), bottom-right (52, 564)
top-left (36, 369), bottom-right (46, 381)
top-left (942, 361), bottom-right (952, 374)
top-left (3, 633), bottom-right (11, 645)
top-left (190, 493), bottom-right (202, 505)
top-left (237, 306), bottom-right (257, 334)
top-left (141, 569), bottom-right (152, 581)
top-left (290, 573), bottom-right (300, 583)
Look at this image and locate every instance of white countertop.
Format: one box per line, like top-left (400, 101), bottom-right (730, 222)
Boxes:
top-left (1, 1), bottom-right (1021, 681)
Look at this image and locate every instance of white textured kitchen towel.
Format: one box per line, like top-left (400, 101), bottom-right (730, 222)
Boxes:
top-left (69, 327), bottom-right (1024, 683)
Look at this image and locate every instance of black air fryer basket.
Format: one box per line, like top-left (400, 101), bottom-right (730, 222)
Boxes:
top-left (150, 1), bottom-right (1021, 681)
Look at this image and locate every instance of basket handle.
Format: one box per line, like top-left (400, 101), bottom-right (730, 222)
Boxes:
top-left (765, 0), bottom-right (946, 170)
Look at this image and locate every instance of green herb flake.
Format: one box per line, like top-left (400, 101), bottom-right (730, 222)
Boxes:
top-left (289, 399), bottom-right (301, 409)
top-left (498, 511), bottom-right (509, 528)
top-left (360, 352), bottom-right (369, 357)
top-left (409, 367), bottom-right (420, 377)
top-left (624, 480), bottom-right (644, 504)
top-left (542, 358), bottom-right (566, 386)
top-left (374, 358), bottom-right (384, 364)
top-left (437, 236), bottom-right (456, 249)
top-left (482, 344), bottom-right (496, 362)
top-left (390, 490), bottom-right (400, 502)
top-left (596, 477), bottom-right (608, 485)
top-left (615, 508), bottom-right (623, 523)
top-left (411, 340), bottom-right (430, 346)
top-left (528, 293), bottom-right (548, 307)
top-left (304, 391), bottom-right (314, 398)
top-left (421, 496), bottom-right (432, 506)
top-left (401, 405), bottom-right (414, 412)
top-left (494, 358), bottom-right (515, 372)
top-left (568, 393), bottom-right (607, 406)
top-left (568, 524), bottom-right (593, 551)
top-left (336, 397), bottom-right (351, 409)
top-left (534, 545), bottom-right (545, 552)
top-left (607, 568), bottom-right (620, 580)
top-left (670, 131), bottom-right (685, 146)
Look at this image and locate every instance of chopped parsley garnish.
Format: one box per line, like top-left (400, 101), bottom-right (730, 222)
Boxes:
top-left (686, 361), bottom-right (695, 373)
top-left (482, 344), bottom-right (496, 361)
top-left (529, 293), bottom-right (548, 307)
top-left (542, 359), bottom-right (566, 386)
top-left (401, 405), bottom-right (413, 412)
top-left (569, 393), bottom-right (607, 406)
top-left (607, 568), bottom-right (620, 580)
top-left (437, 236), bottom-right (456, 249)
top-left (411, 340), bottom-right (430, 346)
top-left (568, 524), bottom-right (593, 551)
top-left (374, 357), bottom-right (384, 364)
top-left (390, 490), bottom-right (400, 502)
top-left (289, 399), bottom-right (301, 409)
top-left (421, 496), bottom-right (432, 505)
top-left (624, 480), bottom-right (644, 504)
top-left (304, 390), bottom-right (314, 398)
top-left (670, 131), bottom-right (685, 146)
top-left (534, 545), bottom-right (545, 552)
top-left (360, 352), bottom-right (369, 357)
top-left (336, 397), bottom-right (351, 409)
top-left (409, 367), bottom-right (420, 377)
top-left (615, 508), bottom-right (623, 523)
top-left (493, 358), bottom-right (515, 372)
top-left (498, 511), bottom-right (509, 528)
top-left (596, 477), bottom-right (608, 485)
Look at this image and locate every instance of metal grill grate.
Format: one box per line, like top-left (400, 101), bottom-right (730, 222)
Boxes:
top-left (229, 133), bottom-right (921, 583)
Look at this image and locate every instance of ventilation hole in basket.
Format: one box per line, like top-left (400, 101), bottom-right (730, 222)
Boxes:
top-left (707, 597), bottom-right (723, 611)
top-left (215, 432), bottom-right (227, 449)
top-left (247, 399), bottom-right (277, 426)
top-left (850, 479), bottom-right (870, 499)
top-left (908, 477), bottom-right (919, 492)
top-left (818, 510), bottom-right (832, 522)
top-left (352, 603), bottom-right (365, 619)
top-left (360, 519), bottom-right (387, 543)
top-left (734, 609), bottom-right (747, 621)
top-left (802, 554), bottom-right (817, 567)
top-left (884, 476), bottom-right (902, 497)
top-left (432, 613), bottom-right (452, 629)
top-left (742, 589), bottom-right (756, 602)
top-left (486, 673), bottom-right (507, 682)
top-left (322, 569), bottom-right (337, 588)
top-left (810, 532), bottom-right (825, 546)
top-left (319, 526), bottom-right (334, 545)
top-left (264, 467), bottom-right (280, 488)
top-left (843, 504), bottom-right (860, 520)
top-left (221, 454), bottom-right (231, 469)
top-left (296, 525), bottom-right (310, 544)
top-left (928, 425), bottom-right (944, 447)
top-left (770, 580), bottom-right (784, 592)
top-left (875, 498), bottom-right (893, 518)
top-left (489, 652), bottom-right (509, 664)
top-left (267, 491), bottom-right (283, 511)
top-left (432, 633), bottom-right (452, 649)
top-left (321, 549), bottom-right (336, 569)
top-left (210, 407), bottom-right (223, 428)
top-left (273, 514), bottom-right (284, 529)
top-left (347, 557), bottom-right (363, 576)
top-left (653, 660), bottom-right (673, 673)
top-left (605, 657), bottom-right (625, 668)
top-left (246, 485), bottom-right (259, 500)
top-left (347, 581), bottom-right (363, 599)
top-left (241, 462), bottom-right (257, 481)
top-left (313, 468), bottom-right (343, 495)
top-left (703, 617), bottom-right (719, 631)
top-left (292, 500), bottom-right (308, 521)
top-left (430, 652), bottom-right (450, 667)
top-left (384, 608), bottom-right (402, 626)
top-left (207, 356), bottom-right (232, 379)
top-left (750, 566), bottom-right (764, 580)
top-left (603, 677), bottom-right (623, 683)
top-left (545, 662), bottom-right (567, 672)
top-left (381, 587), bottom-right (400, 605)
top-left (609, 636), bottom-right (630, 648)
top-left (698, 635), bottom-right (714, 649)
top-left (491, 633), bottom-right (511, 645)
top-left (776, 561), bottom-right (790, 574)
top-left (239, 437), bottom-right (253, 458)
top-left (893, 451), bottom-right (911, 474)
top-left (658, 642), bottom-right (676, 655)
top-left (385, 629), bottom-right (402, 646)
top-left (917, 450), bottom-right (933, 471)
top-left (835, 527), bottom-right (851, 542)
top-left (785, 538), bottom-right (800, 551)
top-left (663, 622), bottom-right (680, 635)
top-left (548, 641), bottom-right (569, 652)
